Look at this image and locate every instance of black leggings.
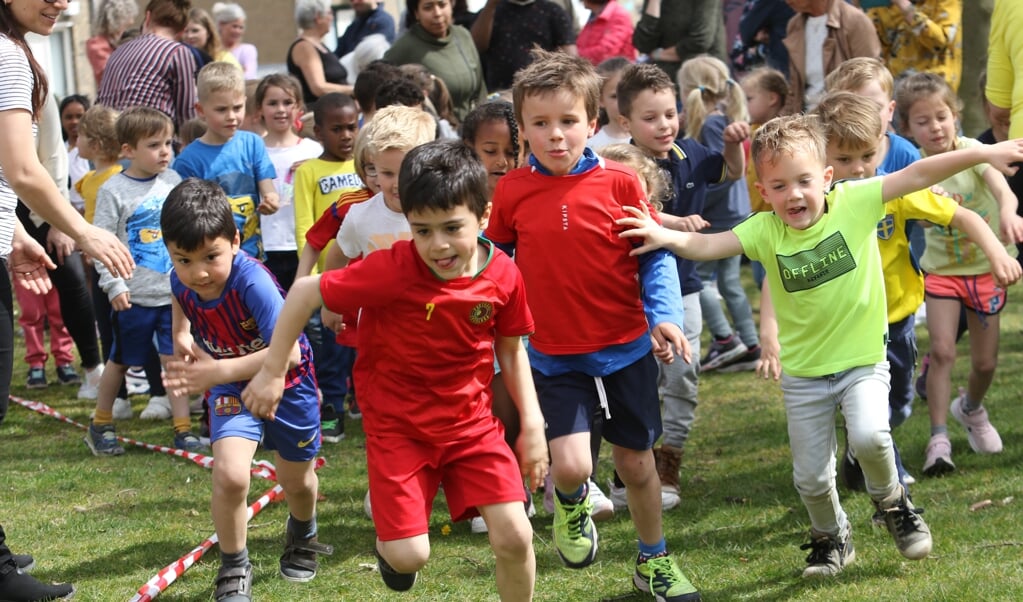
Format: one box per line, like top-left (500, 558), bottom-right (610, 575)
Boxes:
top-left (0, 266), bottom-right (13, 425)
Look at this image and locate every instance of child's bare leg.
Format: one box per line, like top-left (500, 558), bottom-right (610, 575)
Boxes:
top-left (478, 502), bottom-right (535, 602)
top-left (964, 311), bottom-right (1000, 403)
top-left (275, 455), bottom-right (318, 522)
top-left (924, 296), bottom-right (961, 429)
top-left (548, 432), bottom-right (591, 494)
top-left (377, 534), bottom-right (430, 574)
top-left (94, 361), bottom-right (128, 414)
top-left (612, 446), bottom-right (662, 545)
top-left (211, 437), bottom-right (258, 554)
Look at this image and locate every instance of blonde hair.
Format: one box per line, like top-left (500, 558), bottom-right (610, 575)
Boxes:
top-left (895, 72), bottom-right (962, 132)
top-left (364, 105), bottom-right (436, 156)
top-left (825, 57), bottom-right (894, 98)
top-left (512, 48), bottom-right (600, 125)
top-left (186, 8), bottom-right (225, 60)
top-left (196, 61), bottom-right (246, 101)
top-left (741, 66), bottom-right (790, 120)
top-left (598, 143), bottom-right (668, 211)
top-left (814, 91), bottom-right (884, 151)
top-left (677, 55), bottom-right (748, 140)
top-left (79, 105), bottom-right (121, 160)
top-left (751, 114), bottom-right (826, 172)
top-left (353, 126), bottom-right (372, 182)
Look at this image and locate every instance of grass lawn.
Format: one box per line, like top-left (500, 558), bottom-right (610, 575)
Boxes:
top-left (3, 268), bottom-right (1023, 601)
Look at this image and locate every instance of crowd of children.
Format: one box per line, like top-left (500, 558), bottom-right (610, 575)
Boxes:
top-left (11, 7), bottom-right (1019, 600)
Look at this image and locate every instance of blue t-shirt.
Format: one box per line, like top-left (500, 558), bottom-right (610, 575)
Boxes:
top-left (881, 131), bottom-right (920, 174)
top-left (173, 131), bottom-right (276, 260)
top-left (171, 252), bottom-right (317, 404)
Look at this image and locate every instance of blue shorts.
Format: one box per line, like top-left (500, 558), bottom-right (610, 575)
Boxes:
top-left (208, 385), bottom-right (321, 462)
top-left (110, 304), bottom-right (173, 365)
top-left (534, 353), bottom-right (662, 451)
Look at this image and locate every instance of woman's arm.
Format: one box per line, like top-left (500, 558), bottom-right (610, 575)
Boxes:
top-left (291, 39), bottom-right (353, 97)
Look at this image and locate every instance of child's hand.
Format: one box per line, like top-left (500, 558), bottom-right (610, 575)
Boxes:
top-left (1000, 211), bottom-right (1023, 245)
top-left (516, 416), bottom-right (548, 493)
top-left (617, 204), bottom-right (673, 256)
top-left (163, 343), bottom-right (218, 397)
top-left (756, 337), bottom-right (781, 381)
top-left (722, 121), bottom-right (751, 144)
top-left (111, 292), bottom-right (131, 311)
top-left (663, 213), bottom-right (711, 233)
top-left (241, 367), bottom-right (285, 421)
top-left (990, 250), bottom-right (1023, 288)
top-left (258, 191), bottom-right (280, 215)
top-left (651, 322), bottom-right (691, 364)
top-left (321, 307), bottom-right (345, 334)
top-left (985, 138), bottom-right (1023, 176)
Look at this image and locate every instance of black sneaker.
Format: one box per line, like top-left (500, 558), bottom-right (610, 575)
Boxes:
top-left (800, 524), bottom-right (855, 577)
top-left (874, 485), bottom-right (932, 560)
top-left (700, 335), bottom-right (748, 372)
top-left (346, 394), bottom-right (361, 420)
top-left (375, 548), bottom-right (417, 592)
top-left (12, 553), bottom-right (34, 573)
top-left (26, 367), bottom-right (46, 389)
top-left (838, 441), bottom-right (865, 492)
top-left (56, 364), bottom-right (81, 385)
top-left (717, 345), bottom-right (761, 373)
top-left (280, 531), bottom-right (334, 582)
top-left (0, 563), bottom-right (74, 601)
top-left (213, 562), bottom-right (252, 601)
top-left (321, 405), bottom-right (344, 443)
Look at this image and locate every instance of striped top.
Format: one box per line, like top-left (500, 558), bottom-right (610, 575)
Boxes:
top-left (0, 36), bottom-right (36, 259)
top-left (97, 33), bottom-right (197, 130)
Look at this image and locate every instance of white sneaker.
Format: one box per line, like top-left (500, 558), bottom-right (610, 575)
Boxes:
top-left (139, 395), bottom-right (172, 420)
top-left (588, 479), bottom-right (615, 522)
top-left (77, 364), bottom-right (103, 400)
top-left (112, 397), bottom-right (132, 420)
top-left (606, 479), bottom-right (681, 513)
top-left (364, 490), bottom-right (373, 519)
top-left (470, 516), bottom-right (488, 534)
top-left (125, 367), bottom-right (150, 395)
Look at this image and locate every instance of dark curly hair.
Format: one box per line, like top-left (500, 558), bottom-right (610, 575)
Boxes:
top-left (459, 100), bottom-right (520, 168)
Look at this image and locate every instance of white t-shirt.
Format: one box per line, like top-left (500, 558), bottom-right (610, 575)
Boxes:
top-left (263, 137), bottom-right (323, 252)
top-left (804, 14), bottom-right (828, 110)
top-left (588, 127), bottom-right (631, 151)
top-left (337, 191), bottom-right (411, 259)
top-left (0, 36), bottom-right (35, 258)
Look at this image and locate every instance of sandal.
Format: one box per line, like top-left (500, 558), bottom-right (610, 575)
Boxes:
top-left (280, 532), bottom-right (334, 583)
top-left (214, 563), bottom-right (252, 602)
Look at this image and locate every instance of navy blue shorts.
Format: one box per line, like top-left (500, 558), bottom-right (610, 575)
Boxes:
top-left (534, 353), bottom-right (662, 451)
top-left (110, 304), bottom-right (173, 365)
top-left (887, 314), bottom-right (918, 428)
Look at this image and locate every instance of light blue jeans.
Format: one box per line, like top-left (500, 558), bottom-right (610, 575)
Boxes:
top-left (659, 292), bottom-right (701, 449)
top-left (695, 255), bottom-right (759, 348)
top-left (782, 362), bottom-right (899, 536)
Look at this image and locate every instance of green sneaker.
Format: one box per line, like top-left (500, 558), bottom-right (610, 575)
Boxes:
top-left (552, 492), bottom-right (597, 568)
top-left (633, 553), bottom-right (701, 602)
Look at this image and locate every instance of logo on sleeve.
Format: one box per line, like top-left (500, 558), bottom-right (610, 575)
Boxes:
top-left (775, 232), bottom-right (857, 293)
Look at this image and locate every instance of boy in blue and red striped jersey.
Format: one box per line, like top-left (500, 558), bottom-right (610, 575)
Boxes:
top-left (159, 179), bottom-right (329, 601)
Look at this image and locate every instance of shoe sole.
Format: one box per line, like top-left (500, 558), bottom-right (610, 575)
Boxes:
top-left (633, 573), bottom-right (702, 601)
top-left (279, 568), bottom-right (316, 583)
top-left (322, 433), bottom-right (345, 443)
top-left (84, 435), bottom-right (124, 457)
top-left (590, 504), bottom-right (614, 522)
top-left (717, 359), bottom-right (760, 373)
top-left (139, 410), bottom-right (172, 420)
top-left (702, 345), bottom-right (748, 371)
top-left (922, 457), bottom-right (955, 477)
top-left (26, 383), bottom-right (47, 389)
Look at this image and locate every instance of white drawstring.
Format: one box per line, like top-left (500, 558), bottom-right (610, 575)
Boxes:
top-left (595, 376), bottom-right (611, 420)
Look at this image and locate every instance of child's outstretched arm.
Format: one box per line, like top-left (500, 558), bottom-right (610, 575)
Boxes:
top-left (722, 121), bottom-right (751, 181)
top-left (882, 138), bottom-right (1023, 201)
top-left (617, 204), bottom-right (744, 260)
top-left (494, 335), bottom-right (548, 492)
top-left (947, 205), bottom-right (1023, 288)
top-left (756, 279), bottom-right (781, 381)
top-left (241, 274), bottom-right (325, 420)
top-left (295, 243), bottom-right (322, 281)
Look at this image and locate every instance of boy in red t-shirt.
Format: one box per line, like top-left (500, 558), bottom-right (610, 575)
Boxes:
top-left (485, 49), bottom-right (698, 601)
top-left (243, 139), bottom-right (547, 599)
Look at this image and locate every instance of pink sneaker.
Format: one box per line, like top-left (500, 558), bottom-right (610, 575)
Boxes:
top-left (922, 434), bottom-right (955, 477)
top-left (951, 394), bottom-right (1003, 454)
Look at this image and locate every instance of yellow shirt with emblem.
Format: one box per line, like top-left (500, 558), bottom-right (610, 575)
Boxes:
top-left (76, 164), bottom-right (124, 224)
top-left (877, 188), bottom-right (957, 323)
